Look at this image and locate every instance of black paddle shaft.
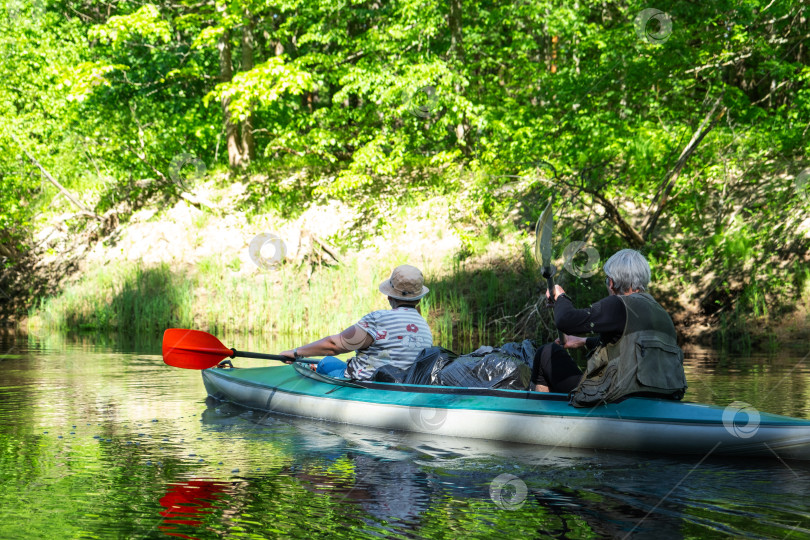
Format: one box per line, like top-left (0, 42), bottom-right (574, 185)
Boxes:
top-left (540, 265), bottom-right (566, 346)
top-left (230, 349), bottom-right (319, 364)
top-left (542, 264), bottom-right (557, 306)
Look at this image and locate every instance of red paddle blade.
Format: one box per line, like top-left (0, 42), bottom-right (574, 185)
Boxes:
top-left (162, 329), bottom-right (233, 369)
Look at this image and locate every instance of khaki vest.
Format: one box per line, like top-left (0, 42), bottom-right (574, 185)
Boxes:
top-left (570, 293), bottom-right (688, 407)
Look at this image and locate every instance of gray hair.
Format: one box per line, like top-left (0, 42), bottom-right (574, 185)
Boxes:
top-left (603, 249), bottom-right (651, 293)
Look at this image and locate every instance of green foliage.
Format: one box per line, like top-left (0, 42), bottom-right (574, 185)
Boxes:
top-left (88, 4), bottom-right (172, 46)
top-left (205, 56), bottom-right (316, 120)
top-left (0, 0), bottom-right (92, 253)
top-left (2, 0), bottom-right (808, 343)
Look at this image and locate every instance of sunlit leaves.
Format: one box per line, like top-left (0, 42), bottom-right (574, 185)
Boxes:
top-left (192, 25), bottom-right (225, 49)
top-left (89, 4), bottom-right (172, 47)
top-left (206, 57), bottom-right (315, 120)
top-left (61, 61), bottom-right (128, 102)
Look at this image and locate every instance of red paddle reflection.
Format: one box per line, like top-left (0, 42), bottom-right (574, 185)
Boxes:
top-left (158, 479), bottom-right (231, 539)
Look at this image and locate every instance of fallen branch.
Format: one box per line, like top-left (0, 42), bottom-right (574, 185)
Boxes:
top-left (557, 161), bottom-right (647, 247)
top-left (310, 234), bottom-right (343, 264)
top-left (180, 192), bottom-right (217, 213)
top-left (642, 97), bottom-right (726, 241)
top-left (124, 144), bottom-right (216, 212)
top-left (591, 191), bottom-right (645, 247)
top-left (11, 134), bottom-right (101, 220)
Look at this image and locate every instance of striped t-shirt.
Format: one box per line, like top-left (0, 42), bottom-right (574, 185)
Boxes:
top-left (345, 307), bottom-right (433, 381)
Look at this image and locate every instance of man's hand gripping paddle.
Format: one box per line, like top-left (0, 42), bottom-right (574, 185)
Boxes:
top-left (536, 198), bottom-right (565, 346)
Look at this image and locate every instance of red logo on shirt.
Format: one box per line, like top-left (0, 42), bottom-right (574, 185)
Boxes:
top-left (377, 330), bottom-right (388, 340)
top-left (406, 324), bottom-right (418, 333)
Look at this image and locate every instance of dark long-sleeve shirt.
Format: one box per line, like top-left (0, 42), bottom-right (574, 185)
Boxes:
top-left (553, 294), bottom-right (626, 349)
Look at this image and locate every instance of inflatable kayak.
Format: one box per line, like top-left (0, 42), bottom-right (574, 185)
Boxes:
top-left (202, 363), bottom-right (810, 460)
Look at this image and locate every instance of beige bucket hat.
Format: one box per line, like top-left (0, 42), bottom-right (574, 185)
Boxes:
top-left (378, 265), bottom-right (429, 301)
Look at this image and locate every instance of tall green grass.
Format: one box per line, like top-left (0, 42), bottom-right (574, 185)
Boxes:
top-left (30, 264), bottom-right (194, 335)
top-left (28, 252), bottom-right (552, 352)
top-left (27, 244), bottom-right (799, 352)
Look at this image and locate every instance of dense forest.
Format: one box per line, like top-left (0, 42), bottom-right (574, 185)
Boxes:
top-left (0, 0), bottom-right (808, 346)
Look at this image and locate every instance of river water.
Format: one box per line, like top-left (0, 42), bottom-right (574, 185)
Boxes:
top-left (1, 332), bottom-right (809, 539)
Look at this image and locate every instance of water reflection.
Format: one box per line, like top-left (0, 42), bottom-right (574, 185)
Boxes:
top-left (158, 480), bottom-right (233, 539)
top-left (199, 401), bottom-right (810, 538)
top-left (683, 345), bottom-right (810, 419)
top-left (0, 331), bottom-right (809, 538)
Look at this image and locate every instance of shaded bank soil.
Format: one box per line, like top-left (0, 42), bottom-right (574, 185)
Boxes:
top-left (2, 184), bottom-right (809, 352)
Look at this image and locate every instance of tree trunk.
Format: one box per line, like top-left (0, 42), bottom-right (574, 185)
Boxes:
top-left (218, 30), bottom-right (243, 168)
top-left (449, 0), bottom-right (463, 58)
top-left (573, 2), bottom-right (580, 75)
top-left (550, 35), bottom-right (558, 73)
top-left (240, 14), bottom-right (256, 163)
top-left (448, 0), bottom-right (469, 150)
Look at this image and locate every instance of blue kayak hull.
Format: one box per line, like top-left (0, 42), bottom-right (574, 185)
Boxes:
top-left (202, 363), bottom-right (810, 460)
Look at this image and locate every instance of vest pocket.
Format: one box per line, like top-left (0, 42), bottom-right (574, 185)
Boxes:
top-left (635, 338), bottom-right (685, 389)
top-left (570, 364), bottom-right (618, 407)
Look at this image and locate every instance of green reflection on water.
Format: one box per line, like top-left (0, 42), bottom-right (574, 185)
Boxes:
top-left (684, 350), bottom-right (810, 419)
top-left (0, 332), bottom-right (809, 538)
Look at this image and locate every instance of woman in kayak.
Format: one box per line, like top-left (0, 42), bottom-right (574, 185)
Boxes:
top-left (280, 264), bottom-right (433, 380)
top-left (531, 249), bottom-right (687, 406)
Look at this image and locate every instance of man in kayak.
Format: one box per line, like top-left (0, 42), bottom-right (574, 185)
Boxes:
top-left (280, 264), bottom-right (433, 380)
top-left (531, 249), bottom-right (687, 406)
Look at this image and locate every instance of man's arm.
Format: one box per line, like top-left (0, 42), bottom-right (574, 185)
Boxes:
top-left (280, 325), bottom-right (374, 359)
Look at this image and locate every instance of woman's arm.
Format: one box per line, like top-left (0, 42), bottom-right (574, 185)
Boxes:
top-left (553, 294), bottom-right (626, 336)
top-left (554, 334), bottom-right (604, 349)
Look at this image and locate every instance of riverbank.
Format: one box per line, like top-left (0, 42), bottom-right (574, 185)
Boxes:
top-left (21, 180), bottom-right (546, 351)
top-left (10, 177), bottom-right (808, 352)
